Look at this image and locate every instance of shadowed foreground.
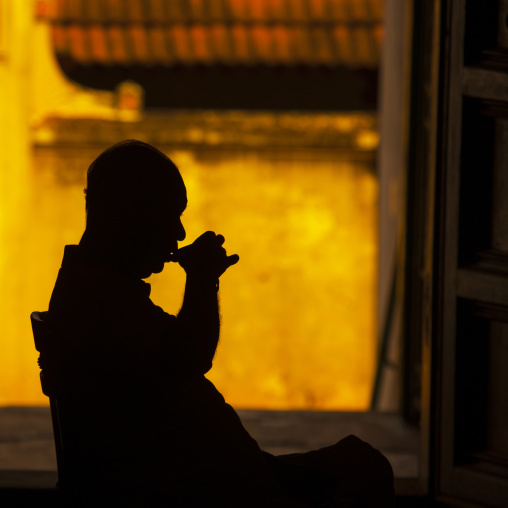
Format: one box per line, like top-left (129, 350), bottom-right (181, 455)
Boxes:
top-left (0, 407), bottom-right (418, 478)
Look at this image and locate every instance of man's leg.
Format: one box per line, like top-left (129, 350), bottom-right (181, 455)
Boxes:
top-left (263, 435), bottom-right (394, 508)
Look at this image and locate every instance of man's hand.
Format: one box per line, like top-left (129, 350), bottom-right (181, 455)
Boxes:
top-left (171, 231), bottom-right (239, 280)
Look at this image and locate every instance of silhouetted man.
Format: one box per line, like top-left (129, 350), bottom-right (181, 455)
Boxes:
top-left (48, 140), bottom-right (394, 507)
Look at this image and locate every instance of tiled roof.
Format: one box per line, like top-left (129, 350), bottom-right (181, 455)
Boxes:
top-left (42, 0), bottom-right (383, 69)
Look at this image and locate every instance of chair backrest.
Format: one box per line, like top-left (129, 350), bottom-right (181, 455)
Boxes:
top-left (30, 311), bottom-right (67, 484)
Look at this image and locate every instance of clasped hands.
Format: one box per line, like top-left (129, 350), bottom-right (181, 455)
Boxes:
top-left (170, 231), bottom-right (239, 281)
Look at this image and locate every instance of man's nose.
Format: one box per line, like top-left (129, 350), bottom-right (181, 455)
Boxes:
top-left (177, 221), bottom-right (186, 241)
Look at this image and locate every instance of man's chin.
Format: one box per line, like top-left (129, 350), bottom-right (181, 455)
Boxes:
top-left (140, 262), bottom-right (164, 279)
top-left (152, 262), bottom-right (165, 274)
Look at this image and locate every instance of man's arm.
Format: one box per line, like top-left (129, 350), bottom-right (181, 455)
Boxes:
top-left (176, 275), bottom-right (220, 373)
top-left (172, 232), bottom-right (239, 373)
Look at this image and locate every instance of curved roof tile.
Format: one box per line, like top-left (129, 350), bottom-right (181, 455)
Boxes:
top-left (43, 0), bottom-right (383, 69)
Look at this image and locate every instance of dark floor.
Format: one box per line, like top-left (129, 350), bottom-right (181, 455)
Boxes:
top-left (0, 406), bottom-right (419, 478)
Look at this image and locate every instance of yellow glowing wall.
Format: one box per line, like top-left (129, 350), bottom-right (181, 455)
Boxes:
top-left (1, 145), bottom-right (377, 410)
top-left (0, 0), bottom-right (379, 410)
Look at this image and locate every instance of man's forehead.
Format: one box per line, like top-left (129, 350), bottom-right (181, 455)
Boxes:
top-left (175, 196), bottom-right (187, 213)
top-left (151, 158), bottom-right (186, 208)
top-left (160, 166), bottom-right (185, 191)
top-left (160, 185), bottom-right (187, 212)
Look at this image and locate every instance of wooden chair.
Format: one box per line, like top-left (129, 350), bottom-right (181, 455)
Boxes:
top-left (30, 311), bottom-right (67, 488)
top-left (30, 312), bottom-right (148, 506)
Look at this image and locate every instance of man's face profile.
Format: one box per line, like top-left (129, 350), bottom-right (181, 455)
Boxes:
top-left (83, 140), bottom-right (188, 279)
top-left (142, 185), bottom-right (187, 277)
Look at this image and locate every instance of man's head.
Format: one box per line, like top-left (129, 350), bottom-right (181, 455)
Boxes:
top-left (83, 140), bottom-right (187, 278)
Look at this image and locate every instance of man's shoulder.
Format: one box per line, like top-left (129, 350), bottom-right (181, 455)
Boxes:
top-left (48, 245), bottom-right (177, 361)
top-left (49, 245), bottom-right (174, 334)
top-left (51, 245), bottom-right (150, 303)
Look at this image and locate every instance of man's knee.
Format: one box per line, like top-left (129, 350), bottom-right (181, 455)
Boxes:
top-left (337, 435), bottom-right (394, 508)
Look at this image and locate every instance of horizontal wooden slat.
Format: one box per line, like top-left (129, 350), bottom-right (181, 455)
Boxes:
top-left (457, 268), bottom-right (508, 306)
top-left (443, 463), bottom-right (508, 507)
top-left (463, 67), bottom-right (508, 102)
